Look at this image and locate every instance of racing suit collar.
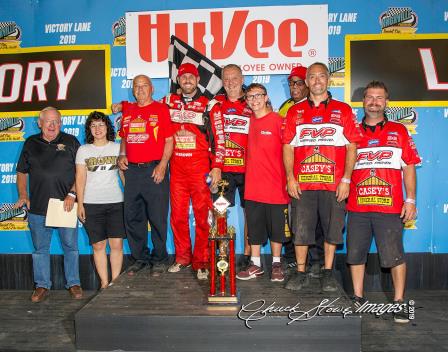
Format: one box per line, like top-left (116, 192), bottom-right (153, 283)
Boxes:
top-left (362, 115), bottom-right (388, 132)
top-left (181, 89), bottom-right (202, 103)
top-left (307, 91), bottom-right (332, 108)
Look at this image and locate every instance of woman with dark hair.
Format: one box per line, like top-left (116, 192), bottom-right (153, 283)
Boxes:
top-left (75, 111), bottom-right (125, 289)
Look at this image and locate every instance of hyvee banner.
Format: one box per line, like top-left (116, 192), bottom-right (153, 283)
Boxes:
top-left (345, 34), bottom-right (448, 107)
top-left (0, 45), bottom-right (111, 117)
top-left (126, 5), bottom-right (328, 78)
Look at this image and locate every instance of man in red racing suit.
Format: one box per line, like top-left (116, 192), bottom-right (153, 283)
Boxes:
top-left (162, 63), bottom-right (225, 280)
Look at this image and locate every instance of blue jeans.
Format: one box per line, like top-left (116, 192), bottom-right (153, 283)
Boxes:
top-left (28, 213), bottom-right (80, 289)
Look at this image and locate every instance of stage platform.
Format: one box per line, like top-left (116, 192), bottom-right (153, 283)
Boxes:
top-left (75, 266), bottom-right (361, 352)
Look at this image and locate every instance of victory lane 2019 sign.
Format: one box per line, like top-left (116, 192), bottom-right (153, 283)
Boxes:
top-left (345, 34), bottom-right (448, 107)
top-left (0, 45), bottom-right (111, 117)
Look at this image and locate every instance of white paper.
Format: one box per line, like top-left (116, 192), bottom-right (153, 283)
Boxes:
top-left (45, 198), bottom-right (78, 228)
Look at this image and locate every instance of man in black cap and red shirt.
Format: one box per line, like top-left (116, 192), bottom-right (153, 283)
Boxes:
top-left (162, 63), bottom-right (225, 281)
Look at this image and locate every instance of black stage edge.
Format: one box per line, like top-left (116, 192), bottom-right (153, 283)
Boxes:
top-left (75, 268), bottom-right (360, 352)
top-left (1, 253), bottom-right (448, 291)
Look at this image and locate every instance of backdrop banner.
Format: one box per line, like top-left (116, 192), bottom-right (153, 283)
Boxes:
top-left (346, 34), bottom-right (448, 107)
top-left (0, 45), bottom-right (111, 117)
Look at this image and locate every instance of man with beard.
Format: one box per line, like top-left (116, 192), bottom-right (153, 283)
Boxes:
top-left (346, 81), bottom-right (420, 323)
top-left (162, 63), bottom-right (225, 281)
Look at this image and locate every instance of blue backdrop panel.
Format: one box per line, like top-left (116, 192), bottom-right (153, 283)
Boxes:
top-left (0, 0), bottom-right (446, 254)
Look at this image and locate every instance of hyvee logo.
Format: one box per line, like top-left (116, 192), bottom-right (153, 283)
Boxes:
top-left (137, 11), bottom-right (308, 61)
top-left (126, 5), bottom-right (328, 78)
top-left (300, 127), bottom-right (336, 139)
top-left (357, 150), bottom-right (393, 162)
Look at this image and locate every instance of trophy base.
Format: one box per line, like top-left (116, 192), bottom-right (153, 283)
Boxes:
top-left (207, 292), bottom-right (240, 305)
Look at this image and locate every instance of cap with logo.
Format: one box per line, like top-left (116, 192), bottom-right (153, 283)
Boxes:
top-left (288, 66), bottom-right (307, 81)
top-left (177, 63), bottom-right (199, 78)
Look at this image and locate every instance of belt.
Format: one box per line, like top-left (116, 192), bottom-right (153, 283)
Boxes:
top-left (128, 161), bottom-right (159, 168)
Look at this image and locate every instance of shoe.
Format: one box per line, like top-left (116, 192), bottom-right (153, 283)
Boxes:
top-left (236, 262), bottom-right (264, 280)
top-left (393, 300), bottom-right (410, 323)
top-left (284, 271), bottom-right (310, 291)
top-left (320, 269), bottom-right (338, 292)
top-left (197, 268), bottom-right (209, 280)
top-left (287, 262), bottom-right (297, 269)
top-left (271, 262), bottom-right (285, 282)
top-left (31, 287), bottom-right (49, 303)
top-left (151, 263), bottom-right (168, 275)
top-left (309, 263), bottom-right (323, 279)
top-left (68, 285), bottom-right (83, 299)
top-left (126, 262), bottom-right (149, 276)
top-left (237, 255), bottom-right (251, 270)
top-left (168, 262), bottom-right (191, 273)
top-left (351, 295), bottom-right (368, 310)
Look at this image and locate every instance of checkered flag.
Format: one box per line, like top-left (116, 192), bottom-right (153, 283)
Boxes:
top-left (168, 35), bottom-right (224, 99)
top-left (385, 7), bottom-right (411, 17)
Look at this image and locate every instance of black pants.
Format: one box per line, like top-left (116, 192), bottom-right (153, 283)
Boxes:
top-left (124, 162), bottom-right (169, 265)
top-left (283, 220), bottom-right (324, 265)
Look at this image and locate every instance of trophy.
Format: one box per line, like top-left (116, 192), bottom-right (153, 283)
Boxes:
top-left (208, 180), bottom-right (239, 304)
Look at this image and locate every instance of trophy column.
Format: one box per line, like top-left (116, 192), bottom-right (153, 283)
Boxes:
top-left (208, 180), bottom-right (239, 304)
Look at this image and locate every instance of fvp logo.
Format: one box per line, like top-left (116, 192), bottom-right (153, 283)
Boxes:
top-left (225, 118), bottom-right (248, 127)
top-left (357, 150), bottom-right (393, 162)
top-left (300, 127), bottom-right (336, 139)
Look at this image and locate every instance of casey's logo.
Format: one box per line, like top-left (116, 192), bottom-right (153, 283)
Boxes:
top-left (357, 150), bottom-right (393, 162)
top-left (300, 127), bottom-right (336, 139)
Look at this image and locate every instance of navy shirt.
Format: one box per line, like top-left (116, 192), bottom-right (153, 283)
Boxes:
top-left (16, 132), bottom-right (80, 216)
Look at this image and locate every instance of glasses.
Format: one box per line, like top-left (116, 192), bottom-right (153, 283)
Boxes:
top-left (288, 80), bottom-right (306, 88)
top-left (245, 93), bottom-right (266, 101)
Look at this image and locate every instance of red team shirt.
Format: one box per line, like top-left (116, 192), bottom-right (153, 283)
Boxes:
top-left (245, 112), bottom-right (289, 204)
top-left (283, 96), bottom-right (363, 192)
top-left (161, 94), bottom-right (225, 169)
top-left (347, 119), bottom-right (421, 214)
top-left (119, 101), bottom-right (173, 163)
top-left (215, 94), bottom-right (252, 173)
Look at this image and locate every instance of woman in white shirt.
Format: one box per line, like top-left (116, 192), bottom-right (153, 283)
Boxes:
top-left (76, 111), bottom-right (125, 289)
